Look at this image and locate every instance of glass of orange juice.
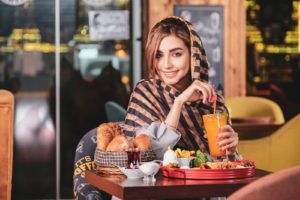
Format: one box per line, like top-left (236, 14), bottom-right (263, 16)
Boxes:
top-left (203, 113), bottom-right (227, 157)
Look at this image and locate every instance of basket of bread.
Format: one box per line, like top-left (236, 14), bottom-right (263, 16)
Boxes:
top-left (94, 122), bottom-right (156, 175)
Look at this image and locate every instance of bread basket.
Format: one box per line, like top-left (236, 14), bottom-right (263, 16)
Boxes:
top-left (94, 148), bottom-right (157, 168)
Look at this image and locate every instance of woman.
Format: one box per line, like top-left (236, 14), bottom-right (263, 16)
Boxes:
top-left (124, 16), bottom-right (238, 160)
top-left (73, 16), bottom-right (239, 200)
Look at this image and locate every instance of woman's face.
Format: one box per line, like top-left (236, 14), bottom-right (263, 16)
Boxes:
top-left (155, 34), bottom-right (191, 91)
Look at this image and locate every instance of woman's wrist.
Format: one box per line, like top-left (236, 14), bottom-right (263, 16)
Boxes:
top-left (174, 97), bottom-right (184, 108)
top-left (164, 97), bottom-right (184, 132)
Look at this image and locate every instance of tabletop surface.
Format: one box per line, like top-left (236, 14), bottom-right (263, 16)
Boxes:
top-left (232, 121), bottom-right (282, 139)
top-left (86, 169), bottom-right (269, 200)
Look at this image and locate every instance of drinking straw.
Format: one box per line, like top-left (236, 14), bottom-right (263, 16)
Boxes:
top-left (210, 94), bottom-right (217, 114)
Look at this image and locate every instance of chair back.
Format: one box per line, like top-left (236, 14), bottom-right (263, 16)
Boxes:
top-left (105, 101), bottom-right (126, 122)
top-left (238, 114), bottom-right (300, 172)
top-left (0, 90), bottom-right (14, 200)
top-left (225, 96), bottom-right (285, 124)
top-left (228, 165), bottom-right (300, 200)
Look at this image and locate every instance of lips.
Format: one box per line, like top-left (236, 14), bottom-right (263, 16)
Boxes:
top-left (163, 71), bottom-right (178, 78)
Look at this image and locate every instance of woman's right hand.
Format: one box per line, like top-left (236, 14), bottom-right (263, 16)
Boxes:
top-left (176, 80), bottom-right (216, 105)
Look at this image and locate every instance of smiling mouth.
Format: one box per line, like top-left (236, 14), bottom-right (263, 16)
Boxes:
top-left (163, 71), bottom-right (178, 78)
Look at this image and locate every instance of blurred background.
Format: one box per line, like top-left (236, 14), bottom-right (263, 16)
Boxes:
top-left (0, 0), bottom-right (299, 199)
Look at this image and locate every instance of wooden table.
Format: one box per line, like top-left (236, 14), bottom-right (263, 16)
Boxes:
top-left (232, 123), bottom-right (282, 139)
top-left (86, 169), bottom-right (269, 200)
top-left (231, 117), bottom-right (283, 139)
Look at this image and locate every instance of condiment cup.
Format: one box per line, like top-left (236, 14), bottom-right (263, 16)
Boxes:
top-left (177, 157), bottom-right (193, 168)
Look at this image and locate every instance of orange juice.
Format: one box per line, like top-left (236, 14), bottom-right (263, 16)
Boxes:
top-left (203, 113), bottom-right (227, 157)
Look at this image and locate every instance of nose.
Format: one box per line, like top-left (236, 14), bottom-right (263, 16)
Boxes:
top-left (161, 55), bottom-right (172, 69)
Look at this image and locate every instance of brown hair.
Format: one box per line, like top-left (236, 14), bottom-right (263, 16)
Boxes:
top-left (145, 17), bottom-right (191, 79)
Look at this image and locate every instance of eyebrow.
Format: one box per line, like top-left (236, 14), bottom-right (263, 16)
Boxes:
top-left (157, 47), bottom-right (183, 53)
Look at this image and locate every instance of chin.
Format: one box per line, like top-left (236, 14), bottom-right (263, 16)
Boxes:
top-left (162, 79), bottom-right (179, 86)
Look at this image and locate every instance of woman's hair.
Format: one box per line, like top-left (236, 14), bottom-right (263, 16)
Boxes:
top-left (145, 17), bottom-right (191, 79)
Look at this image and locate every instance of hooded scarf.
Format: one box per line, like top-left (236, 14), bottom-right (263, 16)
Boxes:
top-left (124, 16), bottom-right (228, 152)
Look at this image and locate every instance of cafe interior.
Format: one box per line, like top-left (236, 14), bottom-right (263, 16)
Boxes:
top-left (0, 0), bottom-right (300, 199)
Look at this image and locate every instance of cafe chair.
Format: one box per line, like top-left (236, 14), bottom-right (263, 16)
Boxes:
top-left (238, 114), bottom-right (300, 172)
top-left (0, 90), bottom-right (14, 200)
top-left (105, 101), bottom-right (127, 122)
top-left (225, 96), bottom-right (285, 124)
top-left (228, 165), bottom-right (300, 200)
top-left (73, 128), bottom-right (112, 200)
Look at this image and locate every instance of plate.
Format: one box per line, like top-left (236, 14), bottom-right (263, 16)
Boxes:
top-left (160, 166), bottom-right (255, 179)
top-left (118, 167), bottom-right (144, 179)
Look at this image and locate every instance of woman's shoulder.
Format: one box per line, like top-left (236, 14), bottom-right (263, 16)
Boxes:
top-left (134, 79), bottom-right (156, 88)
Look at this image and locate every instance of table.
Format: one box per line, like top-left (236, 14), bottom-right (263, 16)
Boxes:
top-left (232, 123), bottom-right (282, 139)
top-left (86, 169), bottom-right (269, 200)
top-left (231, 117), bottom-right (283, 140)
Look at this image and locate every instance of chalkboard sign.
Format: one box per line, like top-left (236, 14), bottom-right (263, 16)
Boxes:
top-left (88, 10), bottom-right (129, 41)
top-left (174, 5), bottom-right (224, 92)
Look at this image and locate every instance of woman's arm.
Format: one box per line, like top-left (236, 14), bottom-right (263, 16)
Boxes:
top-left (164, 98), bottom-right (184, 130)
top-left (164, 80), bottom-right (215, 131)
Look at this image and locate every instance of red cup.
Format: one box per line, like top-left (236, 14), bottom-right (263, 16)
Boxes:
top-left (126, 148), bottom-right (141, 169)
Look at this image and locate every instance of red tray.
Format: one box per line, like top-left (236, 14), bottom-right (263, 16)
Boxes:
top-left (160, 166), bottom-right (255, 179)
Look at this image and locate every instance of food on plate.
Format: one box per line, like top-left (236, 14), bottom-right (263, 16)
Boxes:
top-left (200, 161), bottom-right (235, 169)
top-left (193, 150), bottom-right (209, 167)
top-left (133, 134), bottom-right (151, 150)
top-left (106, 135), bottom-right (130, 152)
top-left (165, 160), bottom-right (253, 170)
top-left (163, 146), bottom-right (178, 166)
top-left (198, 160), bottom-right (254, 169)
top-left (164, 147), bottom-right (198, 168)
top-left (175, 148), bottom-right (195, 158)
top-left (97, 122), bottom-right (123, 150)
top-left (240, 160), bottom-right (255, 168)
top-left (162, 147), bottom-right (254, 170)
top-left (167, 163), bottom-right (180, 168)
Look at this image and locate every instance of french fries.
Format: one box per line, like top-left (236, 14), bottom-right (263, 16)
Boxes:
top-left (175, 148), bottom-right (195, 158)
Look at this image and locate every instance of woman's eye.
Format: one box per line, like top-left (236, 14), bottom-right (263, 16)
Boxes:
top-left (155, 53), bottom-right (162, 59)
top-left (172, 52), bottom-right (182, 57)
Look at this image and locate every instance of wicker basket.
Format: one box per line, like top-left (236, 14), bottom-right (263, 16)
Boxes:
top-left (95, 166), bottom-right (124, 175)
top-left (94, 148), bottom-right (157, 168)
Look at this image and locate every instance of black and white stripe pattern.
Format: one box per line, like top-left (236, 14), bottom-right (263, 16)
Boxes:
top-left (124, 16), bottom-right (228, 153)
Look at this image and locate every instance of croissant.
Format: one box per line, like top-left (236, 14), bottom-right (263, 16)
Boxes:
top-left (133, 134), bottom-right (151, 151)
top-left (106, 135), bottom-right (130, 152)
top-left (97, 122), bottom-right (123, 150)
top-left (106, 122), bottom-right (123, 137)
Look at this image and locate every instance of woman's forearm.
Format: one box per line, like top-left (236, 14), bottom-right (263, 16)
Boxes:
top-left (164, 98), bottom-right (184, 131)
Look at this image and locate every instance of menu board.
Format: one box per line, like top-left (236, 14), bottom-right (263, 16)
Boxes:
top-left (88, 10), bottom-right (129, 41)
top-left (174, 5), bottom-right (224, 92)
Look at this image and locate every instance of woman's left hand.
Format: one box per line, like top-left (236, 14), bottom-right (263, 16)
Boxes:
top-left (216, 125), bottom-right (239, 155)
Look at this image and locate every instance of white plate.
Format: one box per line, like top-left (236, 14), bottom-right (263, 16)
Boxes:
top-left (118, 167), bottom-right (144, 179)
